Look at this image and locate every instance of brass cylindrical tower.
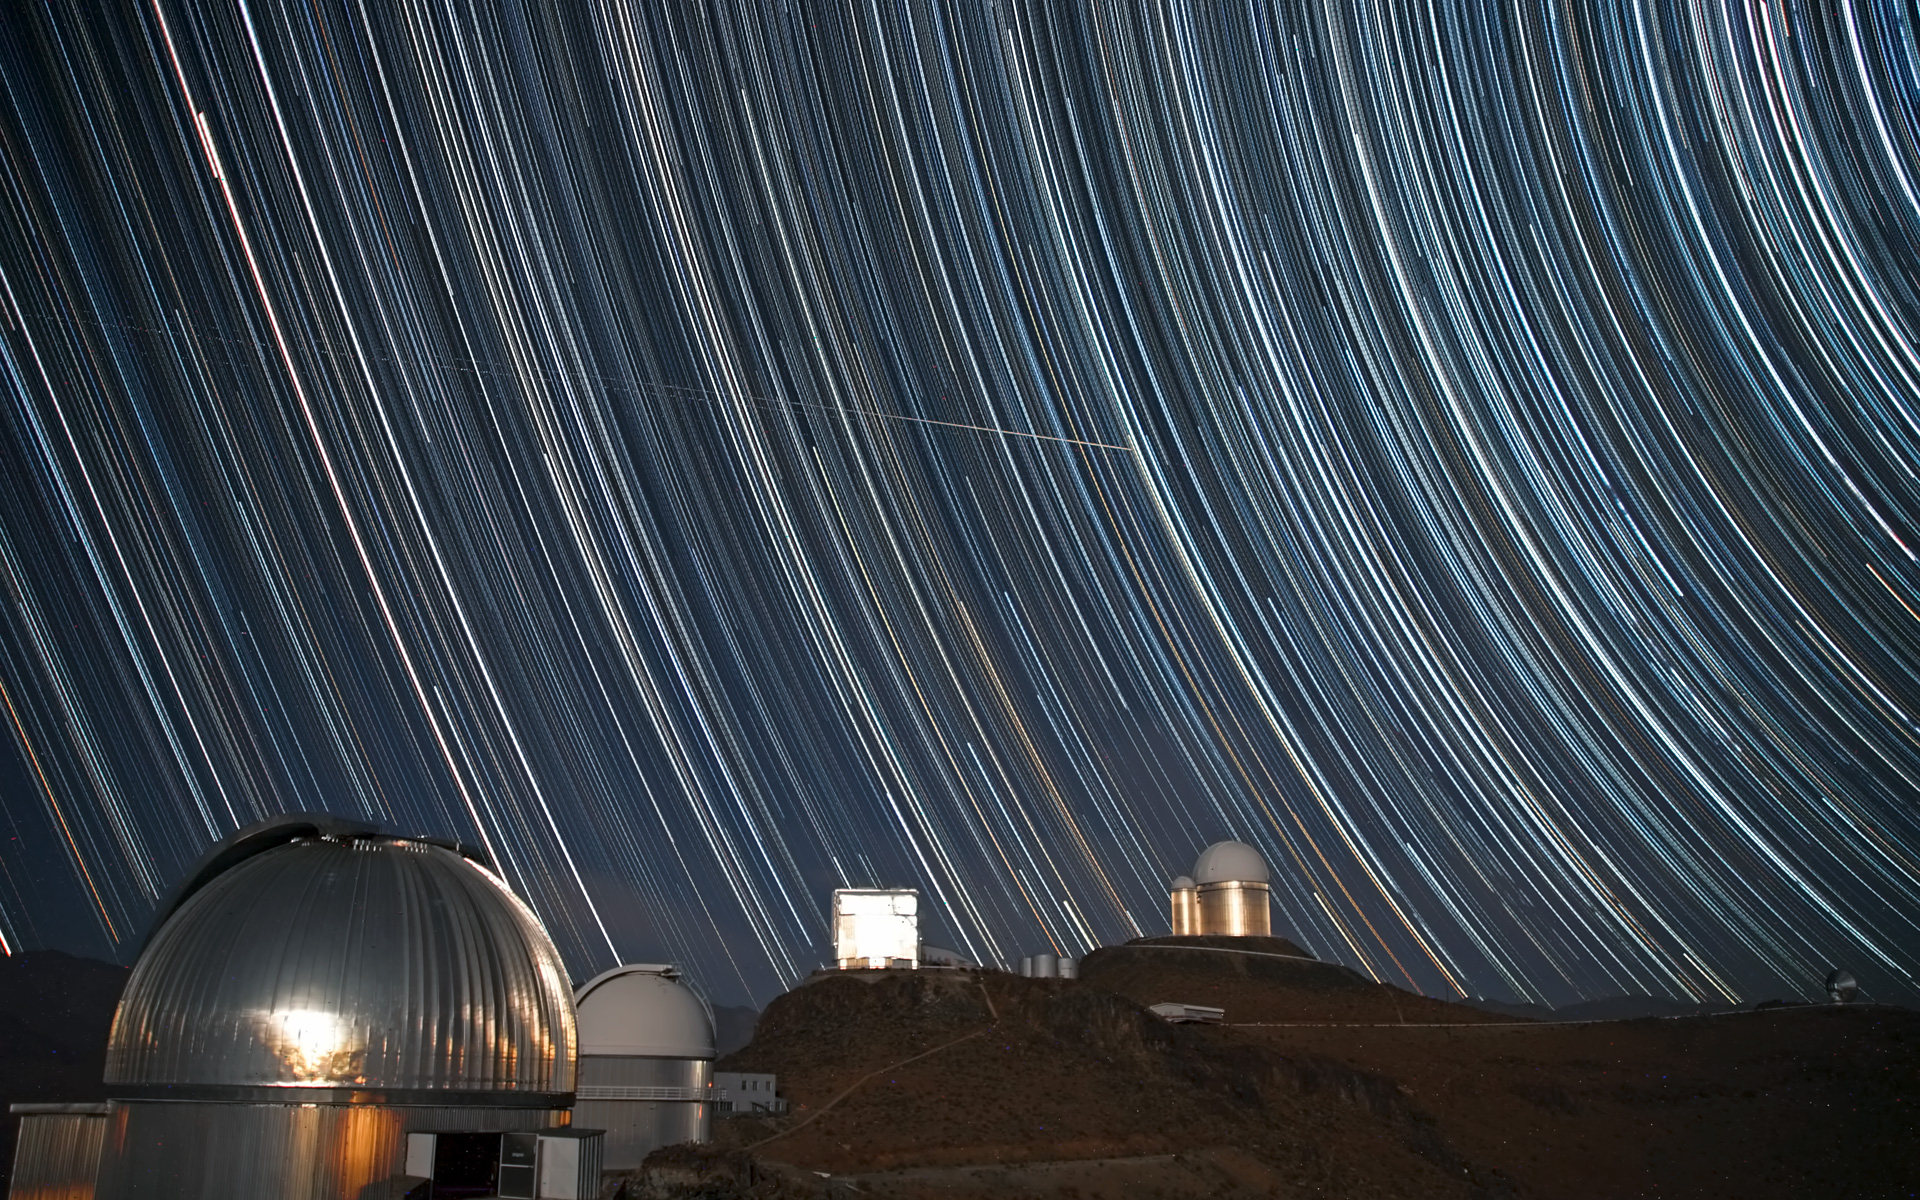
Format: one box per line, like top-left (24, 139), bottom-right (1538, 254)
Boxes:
top-left (1188, 840), bottom-right (1273, 937)
top-left (1169, 875), bottom-right (1198, 936)
top-left (1195, 880), bottom-right (1271, 936)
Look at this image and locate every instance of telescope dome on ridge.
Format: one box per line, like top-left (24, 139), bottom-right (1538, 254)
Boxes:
top-left (1167, 840), bottom-right (1273, 937)
top-left (1192, 840), bottom-right (1271, 885)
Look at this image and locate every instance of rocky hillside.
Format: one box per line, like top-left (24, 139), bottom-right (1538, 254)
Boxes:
top-left (682, 940), bottom-right (1917, 1199)
top-left (713, 966), bottom-right (1519, 1197)
top-left (1079, 935), bottom-right (1513, 1025)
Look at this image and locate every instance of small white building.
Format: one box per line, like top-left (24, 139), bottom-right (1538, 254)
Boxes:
top-left (713, 1071), bottom-right (787, 1116)
top-left (832, 888), bottom-right (919, 969)
top-left (1149, 1002), bottom-right (1225, 1024)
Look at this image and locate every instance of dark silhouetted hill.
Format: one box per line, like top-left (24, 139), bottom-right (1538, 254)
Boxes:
top-left (0, 951), bottom-right (126, 1190)
top-left (712, 1004), bottom-right (759, 1058)
top-left (715, 966), bottom-right (1494, 1196)
top-left (681, 949), bottom-right (1918, 1198)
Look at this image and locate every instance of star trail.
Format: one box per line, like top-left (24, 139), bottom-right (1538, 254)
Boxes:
top-left (1, 0), bottom-right (1917, 1008)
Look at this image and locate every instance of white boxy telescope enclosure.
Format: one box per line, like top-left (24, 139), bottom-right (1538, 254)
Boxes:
top-left (832, 889), bottom-right (919, 969)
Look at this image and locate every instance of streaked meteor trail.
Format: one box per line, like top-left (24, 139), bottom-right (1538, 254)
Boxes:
top-left (0, 0), bottom-right (1916, 1009)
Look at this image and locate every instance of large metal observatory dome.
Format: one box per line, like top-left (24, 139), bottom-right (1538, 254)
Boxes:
top-left (93, 814), bottom-right (579, 1200)
top-left (106, 823), bottom-right (574, 1095)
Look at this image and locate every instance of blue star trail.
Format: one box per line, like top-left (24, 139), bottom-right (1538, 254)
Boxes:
top-left (0, 0), bottom-right (1917, 1008)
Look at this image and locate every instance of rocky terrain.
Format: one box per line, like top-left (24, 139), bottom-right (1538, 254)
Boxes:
top-left (649, 939), bottom-right (1917, 1199)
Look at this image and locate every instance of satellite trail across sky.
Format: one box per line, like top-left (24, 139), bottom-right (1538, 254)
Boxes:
top-left (1, 1), bottom-right (1917, 1007)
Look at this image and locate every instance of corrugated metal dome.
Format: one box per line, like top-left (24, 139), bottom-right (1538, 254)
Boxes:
top-left (105, 819), bottom-right (576, 1098)
top-left (575, 965), bottom-right (714, 1059)
top-left (1192, 840), bottom-right (1270, 885)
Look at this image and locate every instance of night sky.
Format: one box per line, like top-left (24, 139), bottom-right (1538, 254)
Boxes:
top-left (1, 0), bottom-right (1917, 1009)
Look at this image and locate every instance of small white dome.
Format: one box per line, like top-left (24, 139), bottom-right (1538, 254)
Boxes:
top-left (1192, 840), bottom-right (1270, 885)
top-left (1170, 875), bottom-right (1195, 890)
top-left (575, 965), bottom-right (714, 1059)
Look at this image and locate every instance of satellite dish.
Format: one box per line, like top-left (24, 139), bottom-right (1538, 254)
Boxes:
top-left (1825, 969), bottom-right (1858, 1004)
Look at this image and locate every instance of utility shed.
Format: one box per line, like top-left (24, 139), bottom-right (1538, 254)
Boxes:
top-left (1149, 1002), bottom-right (1226, 1024)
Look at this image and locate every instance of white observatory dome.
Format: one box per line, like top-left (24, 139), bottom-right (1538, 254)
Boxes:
top-left (575, 965), bottom-right (715, 1058)
top-left (1170, 875), bottom-right (1195, 889)
top-left (574, 964), bottom-right (715, 1169)
top-left (1192, 840), bottom-right (1270, 885)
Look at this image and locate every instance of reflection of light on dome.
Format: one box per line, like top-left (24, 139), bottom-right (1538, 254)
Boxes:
top-left (259, 1009), bottom-right (362, 1082)
top-left (86, 823), bottom-right (580, 1197)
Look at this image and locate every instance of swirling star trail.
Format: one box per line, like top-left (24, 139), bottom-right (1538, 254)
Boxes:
top-left (1, 0), bottom-right (1917, 1007)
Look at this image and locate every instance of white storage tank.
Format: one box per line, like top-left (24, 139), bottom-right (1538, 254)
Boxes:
top-left (1169, 875), bottom-right (1198, 936)
top-left (572, 965), bottom-right (714, 1170)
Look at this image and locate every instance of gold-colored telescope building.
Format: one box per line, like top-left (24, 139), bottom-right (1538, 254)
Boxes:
top-left (1168, 840), bottom-right (1271, 937)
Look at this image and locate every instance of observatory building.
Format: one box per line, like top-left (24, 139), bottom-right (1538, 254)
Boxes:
top-left (15, 814), bottom-right (586, 1200)
top-left (1168, 875), bottom-right (1198, 936)
top-left (572, 964), bottom-right (714, 1170)
top-left (1168, 841), bottom-right (1272, 937)
top-left (831, 888), bottom-right (920, 969)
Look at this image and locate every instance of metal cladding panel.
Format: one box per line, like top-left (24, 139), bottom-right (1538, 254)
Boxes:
top-left (106, 837), bottom-right (575, 1095)
top-left (831, 889), bottom-right (918, 968)
top-left (1169, 885), bottom-right (1198, 937)
top-left (577, 1055), bottom-right (709, 1099)
top-left (90, 1101), bottom-right (566, 1200)
top-left (1195, 881), bottom-right (1271, 937)
top-left (570, 1100), bottom-right (706, 1171)
top-left (9, 1112), bottom-right (106, 1200)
